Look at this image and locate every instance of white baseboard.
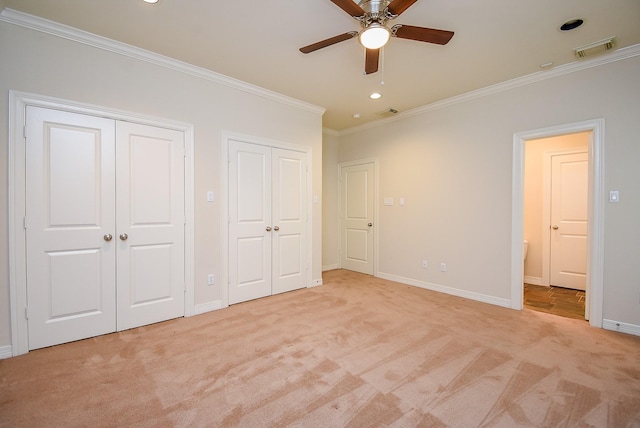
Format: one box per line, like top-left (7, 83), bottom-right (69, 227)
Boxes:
top-left (309, 278), bottom-right (323, 287)
top-left (194, 300), bottom-right (223, 315)
top-left (524, 276), bottom-right (545, 286)
top-left (322, 264), bottom-right (339, 272)
top-left (0, 345), bottom-right (13, 359)
top-left (603, 319), bottom-right (640, 337)
top-left (377, 272), bottom-right (512, 309)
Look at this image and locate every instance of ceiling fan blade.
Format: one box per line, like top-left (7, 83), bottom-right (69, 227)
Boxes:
top-left (300, 32), bottom-right (358, 54)
top-left (387, 0), bottom-right (418, 16)
top-left (365, 48), bottom-right (380, 74)
top-left (330, 0), bottom-right (365, 17)
top-left (391, 24), bottom-right (454, 45)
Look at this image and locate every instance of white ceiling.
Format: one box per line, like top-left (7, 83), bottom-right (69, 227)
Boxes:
top-left (3, 0), bottom-right (640, 131)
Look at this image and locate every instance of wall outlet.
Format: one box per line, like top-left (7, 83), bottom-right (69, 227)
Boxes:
top-left (440, 263), bottom-right (447, 272)
top-left (422, 260), bottom-right (428, 269)
top-left (207, 274), bottom-right (215, 285)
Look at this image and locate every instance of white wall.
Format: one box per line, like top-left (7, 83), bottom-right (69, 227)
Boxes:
top-left (322, 132), bottom-right (340, 271)
top-left (0, 18), bottom-right (324, 349)
top-left (332, 53), bottom-right (640, 328)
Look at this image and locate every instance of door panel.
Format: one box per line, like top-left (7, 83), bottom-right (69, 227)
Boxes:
top-left (26, 106), bottom-right (116, 350)
top-left (341, 163), bottom-right (374, 275)
top-left (550, 152), bottom-right (588, 290)
top-left (272, 149), bottom-right (307, 295)
top-left (228, 141), bottom-right (272, 304)
top-left (116, 122), bottom-right (185, 330)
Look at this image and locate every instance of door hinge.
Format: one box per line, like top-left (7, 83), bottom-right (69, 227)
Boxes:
top-left (23, 125), bottom-right (27, 139)
top-left (23, 216), bottom-right (27, 230)
top-left (25, 307), bottom-right (29, 320)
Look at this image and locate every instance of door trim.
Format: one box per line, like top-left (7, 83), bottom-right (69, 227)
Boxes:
top-left (8, 90), bottom-right (195, 356)
top-left (512, 119), bottom-right (604, 328)
top-left (338, 158), bottom-right (379, 277)
top-left (221, 131), bottom-right (313, 308)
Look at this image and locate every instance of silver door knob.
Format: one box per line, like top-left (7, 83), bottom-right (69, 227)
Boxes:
top-left (119, 233), bottom-right (129, 241)
top-left (274, 226), bottom-right (280, 231)
top-left (368, 223), bottom-right (373, 227)
top-left (266, 227), bottom-right (272, 232)
top-left (552, 225), bottom-right (559, 230)
top-left (103, 234), bottom-right (113, 242)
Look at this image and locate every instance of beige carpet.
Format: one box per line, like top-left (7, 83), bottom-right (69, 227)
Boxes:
top-left (1, 269), bottom-right (639, 427)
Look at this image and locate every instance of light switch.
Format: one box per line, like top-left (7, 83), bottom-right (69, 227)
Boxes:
top-left (399, 197), bottom-right (405, 206)
top-left (207, 191), bottom-right (215, 202)
top-left (609, 190), bottom-right (620, 203)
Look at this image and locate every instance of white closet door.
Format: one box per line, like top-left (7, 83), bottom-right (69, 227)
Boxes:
top-left (115, 122), bottom-right (185, 330)
top-left (228, 140), bottom-right (272, 304)
top-left (26, 107), bottom-right (116, 350)
top-left (271, 148), bottom-right (307, 295)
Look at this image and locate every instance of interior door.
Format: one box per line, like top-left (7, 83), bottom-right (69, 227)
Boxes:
top-left (228, 140), bottom-right (272, 304)
top-left (115, 122), bottom-right (185, 330)
top-left (25, 106), bottom-right (117, 350)
top-left (550, 152), bottom-right (588, 290)
top-left (271, 148), bottom-right (307, 295)
top-left (340, 162), bottom-right (375, 275)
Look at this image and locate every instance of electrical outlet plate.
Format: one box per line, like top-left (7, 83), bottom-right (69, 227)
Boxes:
top-left (422, 260), bottom-right (428, 269)
top-left (440, 263), bottom-right (446, 272)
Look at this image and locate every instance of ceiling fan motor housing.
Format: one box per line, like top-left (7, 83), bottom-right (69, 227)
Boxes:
top-left (357, 0), bottom-right (394, 27)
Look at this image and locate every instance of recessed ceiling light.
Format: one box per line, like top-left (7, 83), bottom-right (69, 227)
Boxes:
top-left (142, 0), bottom-right (160, 4)
top-left (370, 92), bottom-right (382, 100)
top-left (560, 19), bottom-right (584, 31)
top-left (353, 113), bottom-right (361, 119)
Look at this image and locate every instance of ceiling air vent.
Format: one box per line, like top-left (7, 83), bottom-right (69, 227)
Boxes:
top-left (376, 107), bottom-right (399, 117)
top-left (574, 37), bottom-right (615, 58)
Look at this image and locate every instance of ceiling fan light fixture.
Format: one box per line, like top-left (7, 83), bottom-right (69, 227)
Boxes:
top-left (359, 24), bottom-right (390, 49)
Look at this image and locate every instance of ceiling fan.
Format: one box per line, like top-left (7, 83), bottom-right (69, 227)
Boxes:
top-left (300, 0), bottom-right (454, 74)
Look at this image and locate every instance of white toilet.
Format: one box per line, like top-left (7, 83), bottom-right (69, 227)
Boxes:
top-left (523, 240), bottom-right (529, 261)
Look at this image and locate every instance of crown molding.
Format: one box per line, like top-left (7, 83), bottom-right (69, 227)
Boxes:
top-left (334, 43), bottom-right (640, 136)
top-left (0, 8), bottom-right (326, 116)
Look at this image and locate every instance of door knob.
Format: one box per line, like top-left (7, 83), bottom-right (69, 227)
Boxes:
top-left (368, 223), bottom-right (373, 227)
top-left (552, 225), bottom-right (559, 230)
top-left (266, 227), bottom-right (272, 232)
top-left (103, 234), bottom-right (113, 242)
top-left (274, 226), bottom-right (280, 231)
top-left (119, 233), bottom-right (129, 241)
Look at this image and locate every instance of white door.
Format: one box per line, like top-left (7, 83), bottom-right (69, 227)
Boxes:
top-left (340, 162), bottom-right (375, 275)
top-left (228, 141), bottom-right (273, 304)
top-left (272, 148), bottom-right (307, 295)
top-left (550, 152), bottom-right (588, 290)
top-left (26, 107), bottom-right (186, 350)
top-left (228, 141), bottom-right (308, 304)
top-left (115, 122), bottom-right (185, 330)
top-left (26, 107), bottom-right (117, 350)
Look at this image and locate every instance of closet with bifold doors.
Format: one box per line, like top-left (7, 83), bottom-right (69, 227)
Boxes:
top-left (228, 139), bottom-right (308, 304)
top-left (25, 106), bottom-right (186, 350)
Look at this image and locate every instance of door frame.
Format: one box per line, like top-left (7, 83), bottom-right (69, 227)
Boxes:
top-left (220, 131), bottom-right (313, 308)
top-left (338, 158), bottom-right (379, 276)
top-left (8, 90), bottom-right (196, 356)
top-left (511, 119), bottom-right (604, 328)
top-left (542, 148), bottom-right (589, 291)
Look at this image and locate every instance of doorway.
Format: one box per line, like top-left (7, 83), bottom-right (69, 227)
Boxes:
top-left (523, 133), bottom-right (589, 319)
top-left (511, 119), bottom-right (604, 328)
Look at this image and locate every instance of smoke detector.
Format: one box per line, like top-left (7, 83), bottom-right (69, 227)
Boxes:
top-left (574, 37), bottom-right (615, 58)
